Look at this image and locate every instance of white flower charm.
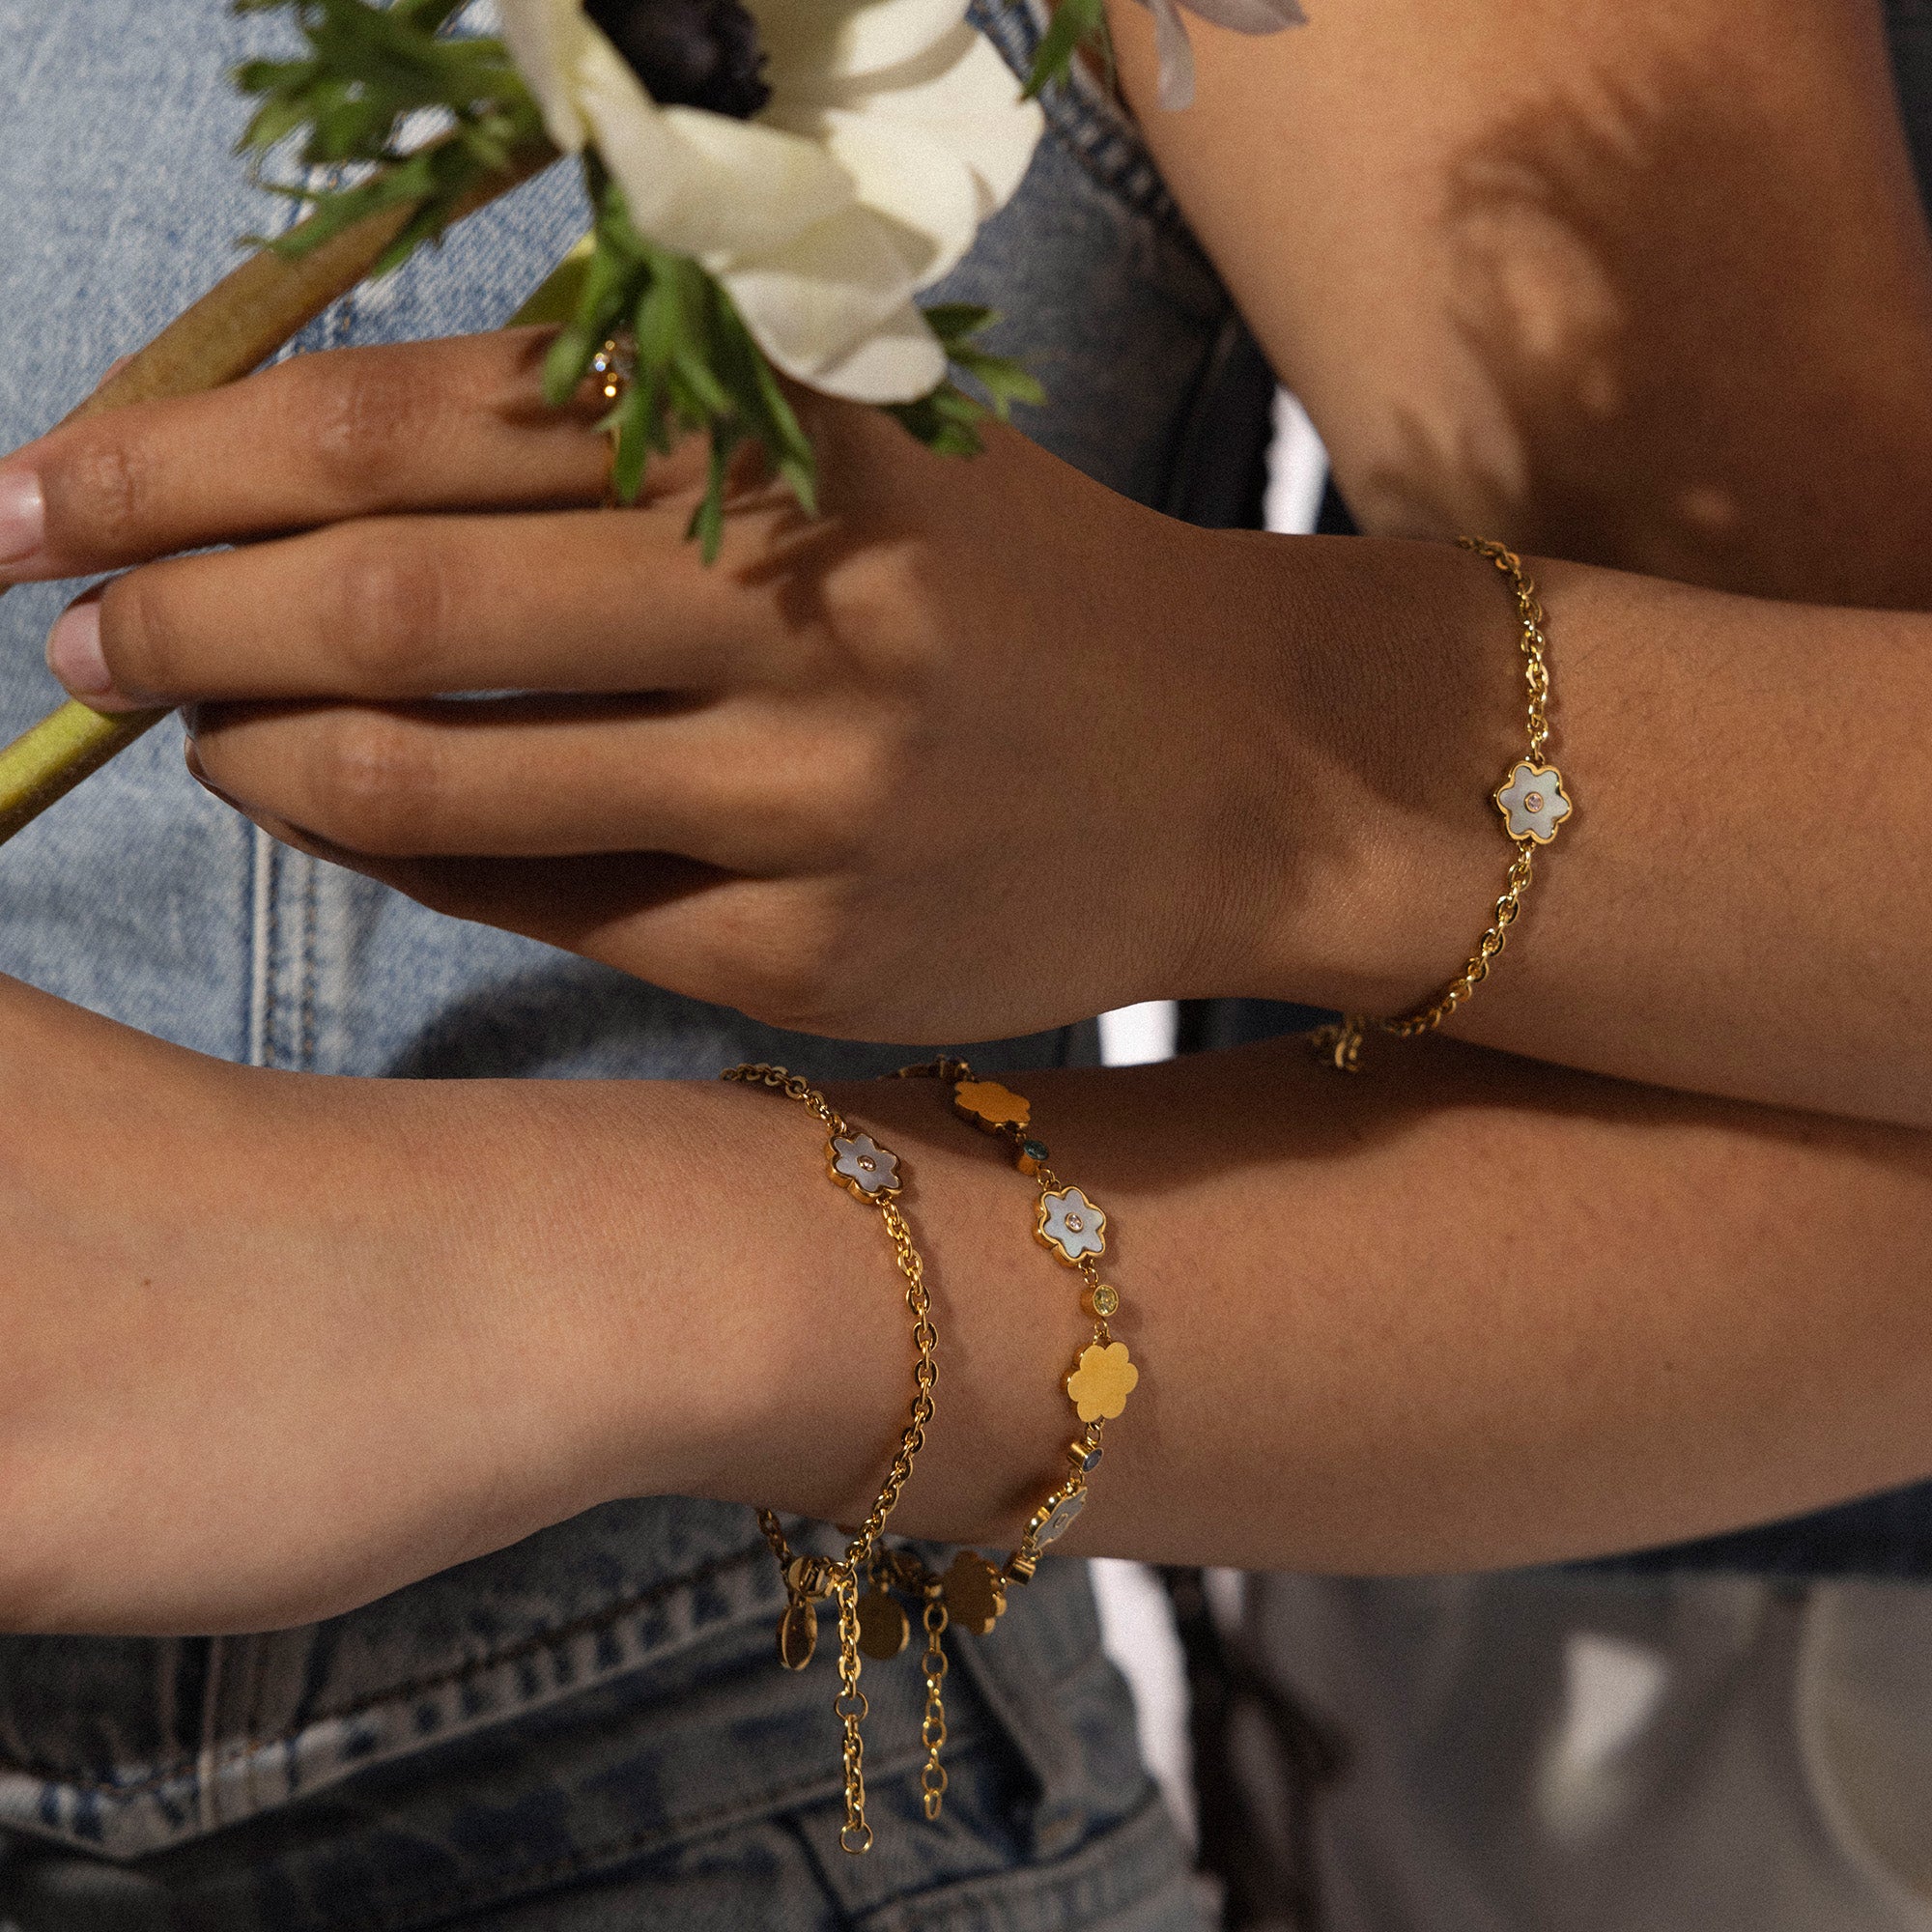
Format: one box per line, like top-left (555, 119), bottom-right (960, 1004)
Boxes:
top-left (829, 1130), bottom-right (901, 1199)
top-left (1137, 0), bottom-right (1305, 113)
top-left (1494, 760), bottom-right (1573, 844)
top-left (1036, 1185), bottom-right (1106, 1264)
top-left (500, 0), bottom-right (1044, 402)
top-left (1025, 1479), bottom-right (1087, 1550)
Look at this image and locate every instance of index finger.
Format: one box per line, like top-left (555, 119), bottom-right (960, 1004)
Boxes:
top-left (0, 329), bottom-right (626, 585)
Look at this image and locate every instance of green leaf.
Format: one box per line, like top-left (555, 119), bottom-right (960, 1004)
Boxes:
top-left (1025, 0), bottom-right (1109, 99)
top-left (232, 0), bottom-right (546, 276)
top-left (921, 302), bottom-right (1000, 348)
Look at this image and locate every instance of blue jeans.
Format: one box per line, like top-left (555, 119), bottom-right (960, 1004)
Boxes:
top-left (0, 1), bottom-right (1248, 1922)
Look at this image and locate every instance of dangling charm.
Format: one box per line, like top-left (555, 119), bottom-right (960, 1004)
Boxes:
top-left (856, 1586), bottom-right (911, 1661)
top-left (778, 1595), bottom-right (819, 1670)
top-left (940, 1550), bottom-right (1008, 1635)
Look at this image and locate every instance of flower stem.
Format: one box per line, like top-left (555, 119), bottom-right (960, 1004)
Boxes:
top-left (0, 131), bottom-right (558, 849)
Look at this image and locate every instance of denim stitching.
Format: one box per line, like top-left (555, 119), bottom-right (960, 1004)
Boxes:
top-left (298, 857), bottom-right (319, 1070)
top-left (974, 0), bottom-right (1194, 238)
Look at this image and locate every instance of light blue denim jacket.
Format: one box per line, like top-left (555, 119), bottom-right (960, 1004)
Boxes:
top-left (0, 3), bottom-right (1257, 1925)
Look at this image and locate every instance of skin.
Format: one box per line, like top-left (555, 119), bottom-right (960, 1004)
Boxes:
top-left (1113, 0), bottom-right (1932, 604)
top-left (0, 0), bottom-right (1926, 1634)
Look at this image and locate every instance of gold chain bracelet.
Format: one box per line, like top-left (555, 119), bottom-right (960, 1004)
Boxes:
top-left (866, 1060), bottom-right (1138, 1637)
top-left (721, 1063), bottom-right (939, 1857)
top-left (1314, 536), bottom-right (1575, 1071)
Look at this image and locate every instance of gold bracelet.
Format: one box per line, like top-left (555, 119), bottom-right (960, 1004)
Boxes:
top-left (874, 1059), bottom-right (1137, 1626)
top-left (720, 1063), bottom-right (939, 1858)
top-left (1314, 535), bottom-right (1575, 1072)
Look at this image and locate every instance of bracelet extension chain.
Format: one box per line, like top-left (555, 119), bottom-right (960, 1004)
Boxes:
top-left (1314, 536), bottom-right (1575, 1070)
top-left (721, 1063), bottom-right (938, 1857)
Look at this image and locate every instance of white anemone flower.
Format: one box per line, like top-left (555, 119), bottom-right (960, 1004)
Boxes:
top-left (499, 0), bottom-right (1044, 403)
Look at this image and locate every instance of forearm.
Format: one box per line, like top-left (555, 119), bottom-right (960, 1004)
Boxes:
top-left (1209, 529), bottom-right (1932, 1122)
top-left (1111, 0), bottom-right (1932, 607)
top-left (6, 979), bottom-right (1925, 1634)
top-left (535, 1046), bottom-right (1932, 1576)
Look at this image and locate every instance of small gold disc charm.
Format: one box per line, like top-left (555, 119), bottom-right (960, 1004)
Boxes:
top-left (778, 1597), bottom-right (819, 1671)
top-left (856, 1587), bottom-right (911, 1660)
top-left (941, 1551), bottom-right (1008, 1636)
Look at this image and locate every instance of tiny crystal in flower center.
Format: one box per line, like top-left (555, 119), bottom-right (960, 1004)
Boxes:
top-left (1522, 791), bottom-right (1545, 812)
top-left (1065, 1214), bottom-right (1084, 1234)
top-left (587, 0), bottom-right (772, 118)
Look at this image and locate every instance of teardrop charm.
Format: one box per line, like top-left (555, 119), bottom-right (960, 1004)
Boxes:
top-left (778, 1596), bottom-right (819, 1671)
top-left (856, 1587), bottom-right (911, 1661)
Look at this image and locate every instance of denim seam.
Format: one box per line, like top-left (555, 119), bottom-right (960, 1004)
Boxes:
top-left (261, 841), bottom-right (282, 1070)
top-left (1, 1542), bottom-right (777, 1797)
top-left (298, 856), bottom-right (319, 1070)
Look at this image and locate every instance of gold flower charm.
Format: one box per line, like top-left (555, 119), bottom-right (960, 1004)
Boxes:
top-left (941, 1550), bottom-right (1007, 1635)
top-left (1065, 1340), bottom-right (1138, 1423)
top-left (953, 1079), bottom-right (1032, 1134)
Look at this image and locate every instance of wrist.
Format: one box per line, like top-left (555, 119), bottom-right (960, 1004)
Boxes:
top-left (1236, 533), bottom-right (1535, 1017)
top-left (463, 1077), bottom-right (916, 1526)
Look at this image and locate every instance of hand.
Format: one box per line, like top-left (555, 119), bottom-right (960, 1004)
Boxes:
top-left (3, 329), bottom-right (1300, 1041)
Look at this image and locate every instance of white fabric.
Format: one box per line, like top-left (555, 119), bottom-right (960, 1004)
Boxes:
top-left (1247, 1570), bottom-right (1932, 1931)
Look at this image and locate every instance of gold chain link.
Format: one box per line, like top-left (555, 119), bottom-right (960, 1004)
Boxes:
top-left (834, 1574), bottom-right (872, 1856)
top-left (1315, 536), bottom-right (1567, 1068)
top-left (920, 1586), bottom-right (951, 1819)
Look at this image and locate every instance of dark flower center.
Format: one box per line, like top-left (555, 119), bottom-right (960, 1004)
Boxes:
top-left (586, 0), bottom-right (773, 119)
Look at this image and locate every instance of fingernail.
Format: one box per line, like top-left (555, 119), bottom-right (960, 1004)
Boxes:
top-left (0, 469), bottom-right (44, 566)
top-left (184, 739), bottom-right (242, 811)
top-left (45, 600), bottom-right (118, 702)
